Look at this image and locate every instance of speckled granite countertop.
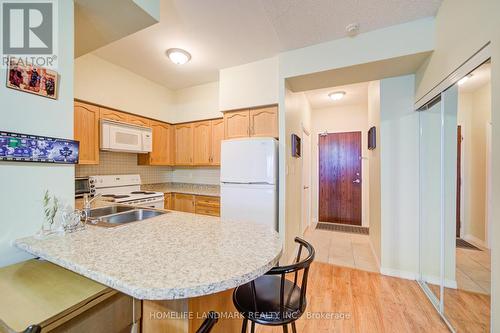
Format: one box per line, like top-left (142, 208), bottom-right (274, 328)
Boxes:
top-left (14, 210), bottom-right (281, 300)
top-left (142, 183), bottom-right (220, 197)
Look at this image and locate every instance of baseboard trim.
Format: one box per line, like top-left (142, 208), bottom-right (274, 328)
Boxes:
top-left (463, 234), bottom-right (488, 250)
top-left (380, 268), bottom-right (418, 281)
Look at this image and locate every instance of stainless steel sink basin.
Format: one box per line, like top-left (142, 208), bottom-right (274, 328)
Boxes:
top-left (88, 205), bottom-right (135, 218)
top-left (92, 209), bottom-right (166, 228)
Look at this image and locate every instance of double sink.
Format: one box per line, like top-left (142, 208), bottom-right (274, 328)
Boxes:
top-left (87, 205), bottom-right (166, 228)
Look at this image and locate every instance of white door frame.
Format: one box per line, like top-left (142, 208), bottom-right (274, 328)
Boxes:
top-left (301, 125), bottom-right (311, 234)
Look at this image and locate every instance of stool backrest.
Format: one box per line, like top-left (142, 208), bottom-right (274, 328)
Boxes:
top-left (266, 237), bottom-right (315, 314)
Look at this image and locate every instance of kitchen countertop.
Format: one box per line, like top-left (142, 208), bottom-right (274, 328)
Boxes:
top-left (142, 182), bottom-right (220, 197)
top-left (14, 210), bottom-right (281, 300)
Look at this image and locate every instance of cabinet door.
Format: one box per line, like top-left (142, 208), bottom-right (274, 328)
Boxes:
top-left (150, 121), bottom-right (173, 165)
top-left (210, 119), bottom-right (224, 165)
top-left (224, 110), bottom-right (249, 139)
top-left (193, 121), bottom-right (212, 165)
top-left (100, 108), bottom-right (128, 123)
top-left (127, 114), bottom-right (151, 127)
top-left (250, 106), bottom-right (278, 138)
top-left (174, 193), bottom-right (195, 213)
top-left (164, 193), bottom-right (172, 210)
top-left (175, 124), bottom-right (194, 165)
top-left (74, 102), bottom-right (99, 165)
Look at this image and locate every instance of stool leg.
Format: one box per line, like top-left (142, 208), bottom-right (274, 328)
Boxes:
top-left (241, 318), bottom-right (248, 333)
top-left (282, 324), bottom-right (289, 333)
top-left (250, 321), bottom-right (255, 333)
top-left (291, 322), bottom-right (297, 333)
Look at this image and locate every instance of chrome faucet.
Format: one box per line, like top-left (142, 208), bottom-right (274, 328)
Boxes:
top-left (83, 193), bottom-right (102, 222)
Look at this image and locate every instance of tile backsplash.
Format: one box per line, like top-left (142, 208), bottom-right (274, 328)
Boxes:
top-left (76, 151), bottom-right (172, 184)
top-left (76, 151), bottom-right (221, 185)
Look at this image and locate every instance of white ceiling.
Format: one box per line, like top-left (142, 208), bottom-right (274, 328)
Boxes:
top-left (305, 82), bottom-right (369, 110)
top-left (93, 0), bottom-right (442, 90)
top-left (459, 62), bottom-right (491, 93)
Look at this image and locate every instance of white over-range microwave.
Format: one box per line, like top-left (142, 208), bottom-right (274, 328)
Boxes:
top-left (100, 119), bottom-right (153, 153)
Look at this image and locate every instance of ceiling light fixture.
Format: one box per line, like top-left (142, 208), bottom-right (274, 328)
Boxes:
top-left (328, 91), bottom-right (346, 101)
top-left (458, 74), bottom-right (473, 86)
top-left (166, 48), bottom-right (192, 65)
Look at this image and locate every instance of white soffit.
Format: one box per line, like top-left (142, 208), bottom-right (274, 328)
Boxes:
top-left (305, 82), bottom-right (369, 110)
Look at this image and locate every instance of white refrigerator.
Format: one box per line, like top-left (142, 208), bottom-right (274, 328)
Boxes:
top-left (220, 138), bottom-right (278, 230)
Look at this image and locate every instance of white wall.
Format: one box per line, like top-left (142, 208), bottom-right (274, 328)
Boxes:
top-left (171, 82), bottom-right (221, 123)
top-left (310, 104), bottom-right (370, 227)
top-left (0, 0), bottom-right (74, 267)
top-left (75, 54), bottom-right (174, 122)
top-left (283, 86), bottom-right (311, 261)
top-left (379, 75), bottom-right (420, 278)
top-left (219, 56), bottom-right (279, 111)
top-left (367, 81), bottom-right (381, 264)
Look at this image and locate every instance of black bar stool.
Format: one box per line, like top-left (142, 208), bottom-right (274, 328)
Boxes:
top-left (196, 311), bottom-right (219, 333)
top-left (233, 237), bottom-right (315, 333)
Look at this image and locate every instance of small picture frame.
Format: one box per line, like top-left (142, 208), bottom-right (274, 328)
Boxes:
top-left (291, 133), bottom-right (301, 157)
top-left (6, 57), bottom-right (58, 99)
top-left (368, 126), bottom-right (376, 150)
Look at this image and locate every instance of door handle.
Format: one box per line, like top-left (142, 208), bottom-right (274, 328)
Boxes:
top-left (352, 179), bottom-right (361, 184)
top-left (303, 186), bottom-right (309, 189)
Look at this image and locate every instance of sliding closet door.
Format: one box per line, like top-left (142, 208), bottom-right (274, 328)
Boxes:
top-left (419, 97), bottom-right (444, 307)
top-left (442, 85), bottom-right (459, 327)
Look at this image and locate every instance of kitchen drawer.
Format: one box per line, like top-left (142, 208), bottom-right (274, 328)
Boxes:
top-left (195, 196), bottom-right (220, 207)
top-left (195, 206), bottom-right (220, 217)
top-left (195, 196), bottom-right (220, 217)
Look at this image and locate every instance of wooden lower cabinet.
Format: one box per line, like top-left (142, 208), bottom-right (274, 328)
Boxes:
top-left (195, 196), bottom-right (220, 217)
top-left (173, 193), bottom-right (196, 213)
top-left (168, 194), bottom-right (220, 217)
top-left (164, 193), bottom-right (172, 210)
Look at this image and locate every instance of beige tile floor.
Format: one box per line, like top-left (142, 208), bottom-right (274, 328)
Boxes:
top-left (456, 246), bottom-right (491, 295)
top-left (302, 225), bottom-right (379, 273)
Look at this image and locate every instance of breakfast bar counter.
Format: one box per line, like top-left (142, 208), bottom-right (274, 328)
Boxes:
top-left (15, 210), bottom-right (282, 332)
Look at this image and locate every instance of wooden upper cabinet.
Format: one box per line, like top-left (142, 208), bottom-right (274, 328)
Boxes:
top-left (193, 121), bottom-right (212, 165)
top-left (223, 105), bottom-right (278, 139)
top-left (127, 114), bottom-right (151, 127)
top-left (99, 108), bottom-right (128, 123)
top-left (250, 106), bottom-right (278, 138)
top-left (175, 124), bottom-right (194, 165)
top-left (138, 121), bottom-right (173, 166)
top-left (210, 119), bottom-right (224, 165)
top-left (74, 102), bottom-right (99, 165)
top-left (224, 110), bottom-right (250, 139)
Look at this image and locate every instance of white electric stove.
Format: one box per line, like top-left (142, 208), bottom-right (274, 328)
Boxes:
top-left (89, 174), bottom-right (164, 209)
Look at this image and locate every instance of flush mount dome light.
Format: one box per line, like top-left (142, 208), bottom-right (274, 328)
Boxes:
top-left (328, 91), bottom-right (346, 101)
top-left (458, 74), bottom-right (473, 86)
top-left (166, 48), bottom-right (191, 65)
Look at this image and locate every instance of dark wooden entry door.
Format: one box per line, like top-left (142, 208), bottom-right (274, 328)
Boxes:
top-left (319, 131), bottom-right (362, 225)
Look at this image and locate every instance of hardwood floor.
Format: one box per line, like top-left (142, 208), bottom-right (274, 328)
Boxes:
top-left (255, 262), bottom-right (450, 333)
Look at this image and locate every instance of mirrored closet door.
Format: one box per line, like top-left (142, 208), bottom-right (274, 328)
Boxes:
top-left (418, 60), bottom-right (492, 332)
